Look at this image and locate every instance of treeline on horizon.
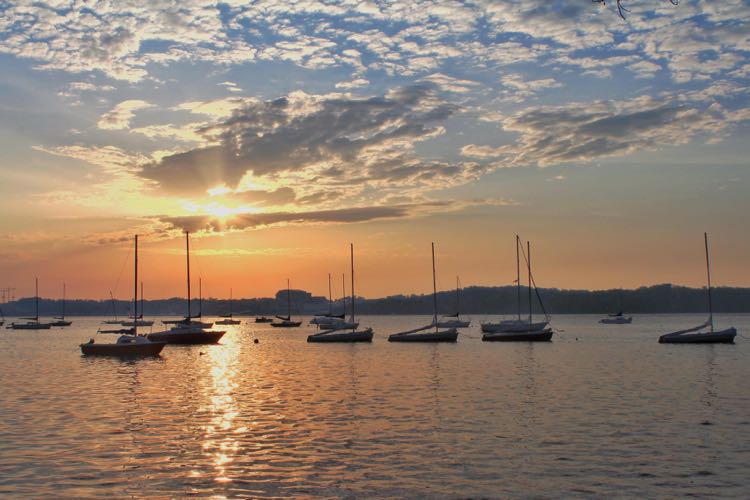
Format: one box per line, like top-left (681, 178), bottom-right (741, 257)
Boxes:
top-left (2, 284), bottom-right (749, 316)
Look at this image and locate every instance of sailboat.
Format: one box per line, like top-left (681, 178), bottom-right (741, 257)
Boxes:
top-left (8, 278), bottom-right (52, 330)
top-left (481, 235), bottom-right (549, 334)
top-left (310, 273), bottom-right (347, 328)
top-left (148, 232), bottom-right (225, 344)
top-left (50, 283), bottom-right (72, 327)
top-left (101, 291), bottom-right (122, 324)
top-left (483, 240), bottom-right (553, 342)
top-left (308, 244), bottom-right (373, 342)
top-left (81, 235), bottom-right (166, 357)
top-left (121, 282), bottom-right (155, 327)
top-left (162, 276), bottom-right (213, 328)
top-left (436, 276), bottom-right (470, 328)
top-left (389, 243), bottom-right (458, 342)
top-left (271, 279), bottom-right (302, 328)
top-left (254, 316), bottom-right (274, 323)
top-left (216, 288), bottom-right (242, 325)
top-left (659, 233), bottom-right (736, 344)
top-left (599, 311), bottom-right (632, 324)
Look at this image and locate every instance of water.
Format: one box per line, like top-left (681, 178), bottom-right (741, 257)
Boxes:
top-left (1, 315), bottom-right (748, 498)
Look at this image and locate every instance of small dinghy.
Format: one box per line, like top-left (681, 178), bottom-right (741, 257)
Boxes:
top-left (658, 233), bottom-right (737, 345)
top-left (255, 316), bottom-right (273, 323)
top-left (309, 244), bottom-right (373, 343)
top-left (81, 235), bottom-right (165, 357)
top-left (389, 243), bottom-right (459, 343)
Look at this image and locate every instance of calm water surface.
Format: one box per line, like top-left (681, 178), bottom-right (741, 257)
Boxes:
top-left (1, 314), bottom-right (749, 498)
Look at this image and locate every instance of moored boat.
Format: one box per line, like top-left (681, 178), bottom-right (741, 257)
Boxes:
top-left (8, 278), bottom-right (52, 330)
top-left (389, 242), bottom-right (459, 343)
top-left (271, 279), bottom-right (302, 328)
top-left (80, 235), bottom-right (165, 357)
top-left (658, 233), bottom-right (737, 345)
top-left (309, 244), bottom-right (374, 343)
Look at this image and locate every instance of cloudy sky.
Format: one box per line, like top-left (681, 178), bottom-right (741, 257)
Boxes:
top-left (1, 0), bottom-right (749, 300)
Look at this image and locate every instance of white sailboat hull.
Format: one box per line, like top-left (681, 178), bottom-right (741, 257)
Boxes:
top-left (481, 320), bottom-right (548, 334)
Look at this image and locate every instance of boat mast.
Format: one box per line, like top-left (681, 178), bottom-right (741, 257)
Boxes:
top-left (134, 235), bottom-right (138, 336)
top-left (140, 282), bottom-right (144, 319)
top-left (527, 241), bottom-right (532, 325)
top-left (286, 278), bottom-right (292, 319)
top-left (199, 278), bottom-right (202, 318)
top-left (350, 243), bottom-right (355, 325)
top-left (432, 242), bottom-right (438, 332)
top-left (186, 231), bottom-right (192, 320)
top-left (62, 282), bottom-right (66, 320)
top-left (35, 277), bottom-right (39, 321)
top-left (342, 273), bottom-right (346, 317)
top-left (456, 275), bottom-right (460, 318)
top-left (328, 273), bottom-right (332, 316)
top-left (516, 235), bottom-right (521, 321)
top-left (704, 232), bottom-right (714, 333)
top-left (109, 290), bottom-right (117, 321)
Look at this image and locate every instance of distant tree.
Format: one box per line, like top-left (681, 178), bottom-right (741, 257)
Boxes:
top-left (593, 0), bottom-right (679, 19)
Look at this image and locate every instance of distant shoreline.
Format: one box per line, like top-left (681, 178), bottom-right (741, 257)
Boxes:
top-left (3, 284), bottom-right (750, 315)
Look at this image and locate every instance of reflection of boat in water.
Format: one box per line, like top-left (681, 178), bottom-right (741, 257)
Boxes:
top-left (271, 279), bottom-right (302, 328)
top-left (599, 311), bottom-right (632, 324)
top-left (8, 278), bottom-right (52, 330)
top-left (482, 235), bottom-right (548, 335)
top-left (81, 235), bottom-right (165, 357)
top-left (435, 276), bottom-right (470, 328)
top-left (309, 244), bottom-right (373, 343)
top-left (147, 231), bottom-right (225, 345)
top-left (216, 288), bottom-right (242, 325)
top-left (483, 239), bottom-right (553, 342)
top-left (659, 233), bottom-right (736, 345)
top-left (389, 243), bottom-right (458, 343)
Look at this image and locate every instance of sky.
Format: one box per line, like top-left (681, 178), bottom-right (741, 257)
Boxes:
top-left (0, 0), bottom-right (749, 301)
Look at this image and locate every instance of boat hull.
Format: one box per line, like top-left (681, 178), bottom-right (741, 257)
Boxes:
top-left (482, 329), bottom-right (553, 342)
top-left (659, 327), bottom-right (736, 344)
top-left (600, 317), bottom-right (632, 324)
top-left (216, 319), bottom-right (242, 325)
top-left (80, 341), bottom-right (165, 357)
top-left (271, 321), bottom-right (302, 328)
top-left (147, 330), bottom-right (225, 344)
top-left (8, 322), bottom-right (52, 330)
top-left (255, 317), bottom-right (273, 323)
top-left (481, 321), bottom-right (548, 334)
top-left (436, 320), bottom-right (470, 328)
top-left (388, 329), bottom-right (458, 342)
top-left (308, 328), bottom-right (373, 343)
top-left (121, 320), bottom-right (154, 327)
top-left (51, 320), bottom-right (72, 327)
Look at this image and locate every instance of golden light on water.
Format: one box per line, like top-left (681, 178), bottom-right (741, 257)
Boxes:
top-left (202, 328), bottom-right (242, 483)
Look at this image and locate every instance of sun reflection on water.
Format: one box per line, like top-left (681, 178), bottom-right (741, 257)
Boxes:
top-left (202, 330), bottom-right (241, 483)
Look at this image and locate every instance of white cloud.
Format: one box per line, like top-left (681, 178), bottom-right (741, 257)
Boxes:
top-left (97, 100), bottom-right (154, 130)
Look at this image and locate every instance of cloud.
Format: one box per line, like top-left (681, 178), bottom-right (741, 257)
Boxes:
top-left (98, 100), bottom-right (154, 130)
top-left (462, 94), bottom-right (750, 167)
top-left (139, 85), bottom-right (464, 196)
top-left (157, 198), bottom-right (509, 234)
